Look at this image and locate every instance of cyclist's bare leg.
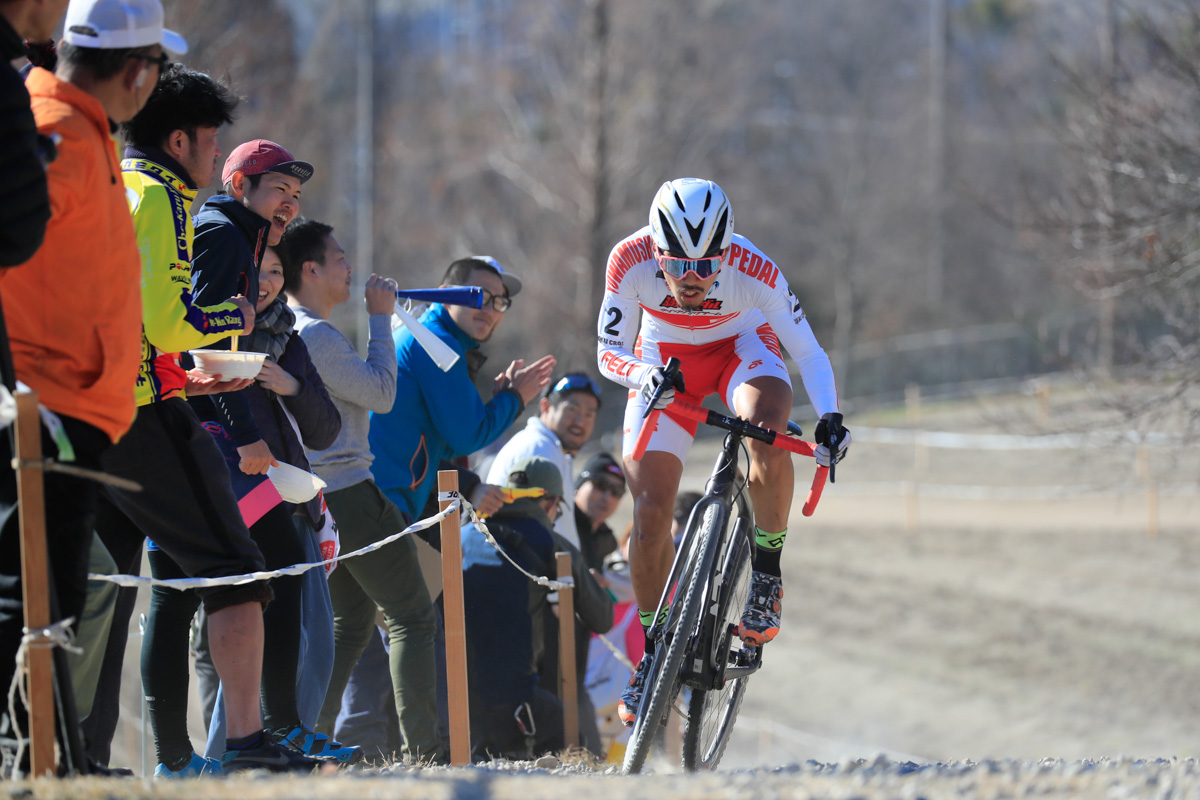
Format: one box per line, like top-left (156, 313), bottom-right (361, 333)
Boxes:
top-left (622, 449), bottom-right (684, 616)
top-left (732, 376), bottom-right (793, 644)
top-left (732, 376), bottom-right (795, 532)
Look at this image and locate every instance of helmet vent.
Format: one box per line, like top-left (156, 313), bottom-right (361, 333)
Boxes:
top-left (673, 191), bottom-right (686, 211)
top-left (702, 208), bottom-right (730, 257)
top-left (656, 210), bottom-right (686, 255)
top-left (684, 217), bottom-right (705, 247)
top-left (703, 191), bottom-right (712, 212)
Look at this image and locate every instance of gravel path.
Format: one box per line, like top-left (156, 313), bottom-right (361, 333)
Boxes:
top-left (11, 757), bottom-right (1200, 799)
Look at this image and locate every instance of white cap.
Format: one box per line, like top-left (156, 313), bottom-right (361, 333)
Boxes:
top-left (63, 0), bottom-right (188, 55)
top-left (473, 255), bottom-right (523, 298)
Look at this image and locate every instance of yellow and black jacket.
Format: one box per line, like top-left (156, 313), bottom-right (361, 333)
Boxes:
top-left (122, 150), bottom-right (244, 406)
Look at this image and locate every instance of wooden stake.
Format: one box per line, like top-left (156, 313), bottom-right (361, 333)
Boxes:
top-left (906, 482), bottom-right (919, 532)
top-left (905, 383), bottom-right (922, 424)
top-left (1035, 381), bottom-right (1051, 425)
top-left (556, 552), bottom-right (578, 749)
top-left (15, 391), bottom-right (54, 777)
top-left (438, 470), bottom-right (471, 765)
top-left (1147, 482), bottom-right (1159, 540)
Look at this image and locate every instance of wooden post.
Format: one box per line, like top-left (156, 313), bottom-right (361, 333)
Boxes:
top-left (15, 391), bottom-right (54, 777)
top-left (905, 382), bottom-right (922, 424)
top-left (906, 482), bottom-right (920, 532)
top-left (1147, 482), bottom-right (1159, 540)
top-left (438, 470), bottom-right (471, 766)
top-left (556, 552), bottom-right (579, 749)
top-left (1035, 381), bottom-right (1051, 425)
top-left (1138, 447), bottom-right (1158, 539)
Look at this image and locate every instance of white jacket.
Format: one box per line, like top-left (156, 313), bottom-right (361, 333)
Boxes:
top-left (485, 416), bottom-right (581, 548)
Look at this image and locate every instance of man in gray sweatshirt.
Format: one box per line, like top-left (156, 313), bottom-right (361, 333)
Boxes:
top-left (278, 217), bottom-right (444, 765)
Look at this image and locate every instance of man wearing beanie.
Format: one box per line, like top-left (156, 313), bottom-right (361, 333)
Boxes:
top-left (573, 452), bottom-right (626, 572)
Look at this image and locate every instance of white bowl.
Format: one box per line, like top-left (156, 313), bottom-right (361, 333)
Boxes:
top-left (190, 350), bottom-right (267, 380)
top-left (267, 462), bottom-right (327, 503)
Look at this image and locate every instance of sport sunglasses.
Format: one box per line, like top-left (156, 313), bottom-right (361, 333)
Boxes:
top-left (548, 373), bottom-right (602, 398)
top-left (654, 247), bottom-right (726, 281)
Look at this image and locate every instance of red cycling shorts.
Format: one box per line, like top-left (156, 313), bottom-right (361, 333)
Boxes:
top-left (621, 323), bottom-right (791, 461)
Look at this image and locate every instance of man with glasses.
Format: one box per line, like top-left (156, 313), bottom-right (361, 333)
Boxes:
top-left (596, 178), bottom-right (852, 726)
top-left (573, 452), bottom-right (626, 573)
top-left (484, 372), bottom-right (603, 549)
top-left (369, 256), bottom-right (555, 526)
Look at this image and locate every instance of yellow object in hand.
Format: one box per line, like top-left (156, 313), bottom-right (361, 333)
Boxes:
top-left (500, 487), bottom-right (546, 503)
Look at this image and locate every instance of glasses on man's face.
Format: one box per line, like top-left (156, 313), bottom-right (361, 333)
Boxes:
top-left (591, 479), bottom-right (625, 499)
top-left (479, 288), bottom-right (512, 312)
top-left (654, 247), bottom-right (725, 281)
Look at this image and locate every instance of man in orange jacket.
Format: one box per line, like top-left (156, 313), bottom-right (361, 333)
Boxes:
top-left (0, 0), bottom-right (183, 777)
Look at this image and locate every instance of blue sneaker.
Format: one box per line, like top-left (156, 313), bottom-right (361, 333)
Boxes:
top-left (221, 739), bottom-right (319, 774)
top-left (275, 724), bottom-right (364, 765)
top-left (153, 751), bottom-right (222, 778)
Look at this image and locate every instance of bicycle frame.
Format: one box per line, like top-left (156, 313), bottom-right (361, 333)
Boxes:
top-left (642, 430), bottom-right (744, 650)
top-left (624, 370), bottom-right (831, 773)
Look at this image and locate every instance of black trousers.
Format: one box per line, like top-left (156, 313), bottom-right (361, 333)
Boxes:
top-left (0, 413), bottom-right (110, 774)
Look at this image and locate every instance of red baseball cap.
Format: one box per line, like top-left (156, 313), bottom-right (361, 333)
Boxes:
top-left (221, 140), bottom-right (314, 186)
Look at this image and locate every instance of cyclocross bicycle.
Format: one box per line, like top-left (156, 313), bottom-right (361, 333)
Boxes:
top-left (622, 358), bottom-right (829, 773)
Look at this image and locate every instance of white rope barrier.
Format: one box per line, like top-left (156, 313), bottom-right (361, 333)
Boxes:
top-left (593, 630), bottom-right (636, 672)
top-left (86, 495), bottom-right (574, 593)
top-left (853, 426), bottom-right (1181, 450)
top-left (5, 618), bottom-right (80, 777)
top-left (826, 481), bottom-right (1200, 500)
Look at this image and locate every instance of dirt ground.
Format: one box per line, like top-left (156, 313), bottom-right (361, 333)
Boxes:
top-left (716, 382), bottom-right (1200, 766)
top-left (63, 379), bottom-right (1200, 796)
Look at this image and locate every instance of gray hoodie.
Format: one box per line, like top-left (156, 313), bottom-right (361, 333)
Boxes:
top-left (292, 307), bottom-right (396, 493)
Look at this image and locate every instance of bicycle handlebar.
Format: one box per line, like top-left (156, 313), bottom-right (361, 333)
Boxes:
top-left (632, 397), bottom-right (829, 516)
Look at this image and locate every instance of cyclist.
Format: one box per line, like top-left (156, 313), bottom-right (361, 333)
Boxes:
top-left (596, 178), bottom-right (851, 725)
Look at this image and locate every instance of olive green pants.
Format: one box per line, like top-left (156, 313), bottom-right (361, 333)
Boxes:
top-left (317, 480), bottom-right (442, 764)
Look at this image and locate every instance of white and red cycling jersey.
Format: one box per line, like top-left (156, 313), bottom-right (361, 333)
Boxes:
top-left (596, 226), bottom-right (839, 457)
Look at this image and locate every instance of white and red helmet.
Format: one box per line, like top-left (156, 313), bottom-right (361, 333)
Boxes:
top-left (648, 178), bottom-right (734, 259)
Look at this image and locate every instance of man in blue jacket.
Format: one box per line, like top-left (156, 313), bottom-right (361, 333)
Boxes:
top-left (368, 256), bottom-right (555, 521)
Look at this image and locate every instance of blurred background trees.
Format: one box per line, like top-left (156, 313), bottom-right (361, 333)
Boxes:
top-left (158, 0), bottom-right (1200, 416)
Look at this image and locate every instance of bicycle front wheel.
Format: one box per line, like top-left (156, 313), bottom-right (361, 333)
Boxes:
top-left (623, 500), bottom-right (726, 774)
top-left (682, 517), bottom-right (754, 771)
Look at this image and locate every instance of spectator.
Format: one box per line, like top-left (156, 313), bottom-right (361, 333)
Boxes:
top-left (368, 255), bottom-right (556, 525)
top-left (485, 372), bottom-right (603, 550)
top-left (208, 244), bottom-right (341, 756)
top-left (0, 0), bottom-right (61, 268)
top-left (280, 216), bottom-right (444, 764)
top-left (0, 0), bottom-right (176, 776)
top-left (573, 452), bottom-right (626, 572)
top-left (672, 490), bottom-right (704, 548)
top-left (484, 373), bottom-right (605, 746)
top-left (189, 138), bottom-right (310, 476)
top-left (98, 52), bottom-right (318, 774)
top-left (461, 455), bottom-right (612, 761)
top-left (564, 451), bottom-right (628, 756)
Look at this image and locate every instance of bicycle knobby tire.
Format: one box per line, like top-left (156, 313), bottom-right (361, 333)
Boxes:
top-left (622, 500), bottom-right (727, 774)
top-left (682, 515), bottom-right (754, 770)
